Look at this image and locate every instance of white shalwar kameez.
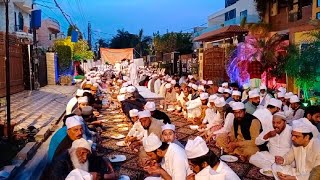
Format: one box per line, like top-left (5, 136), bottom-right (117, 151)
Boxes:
top-left (128, 62), bottom-right (139, 85)
top-left (253, 108), bottom-right (274, 132)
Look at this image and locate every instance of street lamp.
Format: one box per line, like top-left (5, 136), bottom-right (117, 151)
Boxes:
top-left (3, 0), bottom-right (11, 140)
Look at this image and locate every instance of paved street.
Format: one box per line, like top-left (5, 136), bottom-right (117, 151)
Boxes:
top-left (0, 85), bottom-right (77, 133)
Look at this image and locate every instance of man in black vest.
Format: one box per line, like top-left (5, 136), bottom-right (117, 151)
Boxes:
top-left (224, 102), bottom-right (262, 161)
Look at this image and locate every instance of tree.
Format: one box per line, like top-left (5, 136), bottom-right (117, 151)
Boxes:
top-left (56, 45), bottom-right (72, 75)
top-left (153, 32), bottom-right (193, 54)
top-left (73, 40), bottom-right (94, 60)
top-left (136, 29), bottom-right (152, 58)
top-left (285, 30), bottom-right (320, 100)
top-left (67, 25), bottom-right (83, 40)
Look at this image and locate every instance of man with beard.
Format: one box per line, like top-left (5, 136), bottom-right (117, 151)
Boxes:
top-left (259, 84), bottom-right (272, 107)
top-left (304, 106), bottom-right (320, 133)
top-left (185, 136), bottom-right (240, 180)
top-left (253, 98), bottom-right (282, 132)
top-left (286, 95), bottom-right (305, 125)
top-left (229, 90), bottom-right (242, 104)
top-left (145, 102), bottom-right (171, 124)
top-left (272, 119), bottom-right (320, 180)
top-left (250, 112), bottom-right (292, 170)
top-left (245, 90), bottom-right (261, 115)
top-left (49, 138), bottom-right (116, 180)
top-left (223, 102), bottom-right (261, 161)
top-left (191, 93), bottom-right (209, 125)
top-left (142, 133), bottom-right (191, 180)
top-left (130, 110), bottom-right (164, 152)
top-left (163, 83), bottom-right (177, 110)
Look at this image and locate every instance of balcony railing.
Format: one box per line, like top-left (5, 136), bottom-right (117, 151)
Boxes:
top-left (194, 15), bottom-right (260, 37)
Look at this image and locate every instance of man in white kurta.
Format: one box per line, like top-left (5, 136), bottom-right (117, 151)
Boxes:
top-left (253, 98), bottom-right (282, 132)
top-left (272, 119), bottom-right (320, 180)
top-left (154, 76), bottom-right (162, 95)
top-left (250, 112), bottom-right (292, 170)
top-left (66, 89), bottom-right (84, 115)
top-left (143, 133), bottom-right (191, 180)
top-left (286, 95), bottom-right (305, 125)
top-left (185, 136), bottom-right (240, 180)
top-left (128, 60), bottom-right (139, 85)
top-left (259, 84), bottom-right (272, 107)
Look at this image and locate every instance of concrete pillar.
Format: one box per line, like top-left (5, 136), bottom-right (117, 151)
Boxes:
top-left (46, 52), bottom-right (56, 85)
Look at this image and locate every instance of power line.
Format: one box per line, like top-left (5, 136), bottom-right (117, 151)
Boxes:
top-left (52, 0), bottom-right (74, 28)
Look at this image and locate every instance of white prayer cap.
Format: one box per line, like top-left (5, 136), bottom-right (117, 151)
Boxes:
top-left (71, 138), bottom-right (92, 152)
top-left (198, 85), bottom-right (205, 91)
top-left (201, 80), bottom-right (207, 85)
top-left (218, 87), bottom-right (225, 93)
top-left (192, 84), bottom-right (198, 90)
top-left (122, 82), bottom-right (129, 87)
top-left (76, 89), bottom-right (84, 97)
top-left (285, 92), bottom-right (294, 99)
top-left (259, 84), bottom-right (267, 90)
top-left (273, 112), bottom-right (286, 120)
top-left (143, 133), bottom-right (162, 152)
top-left (97, 79), bottom-right (102, 83)
top-left (129, 109), bottom-right (139, 117)
top-left (214, 97), bottom-right (226, 108)
top-left (243, 83), bottom-right (250, 90)
top-left (292, 119), bottom-right (312, 133)
top-left (93, 83), bottom-right (99, 88)
top-left (91, 79), bottom-right (97, 84)
top-left (200, 93), bottom-right (209, 100)
top-left (123, 76), bottom-right (130, 81)
top-left (222, 82), bottom-right (228, 87)
top-left (249, 90), bottom-right (260, 98)
top-left (232, 90), bottom-right (241, 96)
top-left (117, 94), bottom-right (126, 102)
top-left (224, 89), bottom-right (231, 94)
top-left (290, 95), bottom-right (300, 103)
top-left (188, 75), bottom-right (194, 79)
top-left (167, 78), bottom-right (173, 82)
top-left (138, 110), bottom-right (151, 119)
top-left (119, 87), bottom-right (127, 94)
top-left (66, 169), bottom-right (92, 180)
top-left (188, 83), bottom-right (193, 87)
top-left (127, 81), bottom-right (132, 85)
top-left (165, 83), bottom-right (172, 89)
top-left (127, 86), bottom-right (136, 93)
top-left (268, 98), bottom-right (282, 108)
top-left (161, 123), bottom-right (175, 132)
top-left (170, 80), bottom-right (177, 85)
top-left (277, 92), bottom-right (285, 98)
top-left (66, 116), bottom-right (83, 129)
top-left (232, 102), bottom-right (245, 111)
top-left (278, 87), bottom-right (286, 93)
top-left (145, 102), bottom-right (156, 111)
top-left (77, 96), bottom-right (88, 103)
top-left (185, 136), bottom-right (209, 159)
top-left (208, 94), bottom-right (218, 102)
top-left (207, 80), bottom-right (213, 85)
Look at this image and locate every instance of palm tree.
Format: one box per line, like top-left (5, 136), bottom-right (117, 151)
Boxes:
top-left (135, 29), bottom-right (152, 58)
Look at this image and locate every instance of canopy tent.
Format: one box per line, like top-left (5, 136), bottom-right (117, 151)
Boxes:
top-left (100, 48), bottom-right (134, 65)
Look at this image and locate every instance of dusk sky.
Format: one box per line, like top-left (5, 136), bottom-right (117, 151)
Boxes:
top-left (38, 0), bottom-right (225, 42)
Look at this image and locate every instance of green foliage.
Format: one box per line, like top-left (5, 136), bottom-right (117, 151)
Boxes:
top-left (254, 0), bottom-right (269, 18)
top-left (153, 32), bottom-right (193, 54)
top-left (73, 40), bottom-right (94, 60)
top-left (285, 31), bottom-right (320, 99)
top-left (56, 45), bottom-right (72, 74)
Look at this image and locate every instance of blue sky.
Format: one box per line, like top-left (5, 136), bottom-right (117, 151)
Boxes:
top-left (37, 0), bottom-right (225, 42)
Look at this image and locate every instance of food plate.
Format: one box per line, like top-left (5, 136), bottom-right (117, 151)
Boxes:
top-left (189, 125), bottom-right (199, 130)
top-left (110, 134), bottom-right (125, 139)
top-left (108, 155), bottom-right (126, 163)
top-left (109, 111), bottom-right (119, 114)
top-left (118, 127), bottom-right (129, 132)
top-left (259, 169), bottom-right (273, 177)
top-left (116, 141), bottom-right (127, 147)
top-left (220, 155), bottom-right (238, 162)
top-left (113, 119), bottom-right (124, 122)
top-left (118, 175), bottom-right (130, 180)
top-left (117, 124), bottom-right (128, 127)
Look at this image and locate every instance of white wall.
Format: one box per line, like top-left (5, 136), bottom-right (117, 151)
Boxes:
top-left (0, 0), bottom-right (33, 33)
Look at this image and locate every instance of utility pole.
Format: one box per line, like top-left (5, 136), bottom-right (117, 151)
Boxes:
top-left (88, 22), bottom-right (92, 50)
top-left (4, 0), bottom-right (12, 140)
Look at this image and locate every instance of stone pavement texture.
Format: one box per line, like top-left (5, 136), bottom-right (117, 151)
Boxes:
top-left (0, 85), bottom-right (77, 132)
top-left (99, 108), bottom-right (275, 180)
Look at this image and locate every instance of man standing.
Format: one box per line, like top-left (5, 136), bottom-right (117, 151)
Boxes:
top-left (245, 90), bottom-right (261, 115)
top-left (223, 102), bottom-right (262, 161)
top-left (250, 112), bottom-right (292, 170)
top-left (142, 133), bottom-right (191, 179)
top-left (272, 119), bottom-right (320, 180)
top-left (128, 59), bottom-right (139, 85)
top-left (259, 84), bottom-right (272, 107)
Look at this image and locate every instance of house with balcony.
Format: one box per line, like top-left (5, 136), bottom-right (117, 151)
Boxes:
top-left (0, 0), bottom-right (34, 43)
top-left (193, 0), bottom-right (260, 47)
top-left (37, 18), bottom-right (63, 50)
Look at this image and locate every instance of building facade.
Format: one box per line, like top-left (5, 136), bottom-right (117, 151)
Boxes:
top-left (37, 18), bottom-right (63, 50)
